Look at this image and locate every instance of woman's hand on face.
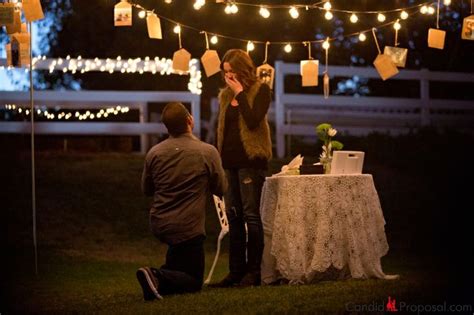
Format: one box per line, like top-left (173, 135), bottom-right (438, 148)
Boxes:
top-left (225, 75), bottom-right (243, 95)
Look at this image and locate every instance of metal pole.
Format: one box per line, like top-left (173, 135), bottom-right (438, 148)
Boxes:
top-left (29, 21), bottom-right (38, 276)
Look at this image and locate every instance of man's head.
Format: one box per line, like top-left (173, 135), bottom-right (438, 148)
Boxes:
top-left (162, 102), bottom-right (193, 137)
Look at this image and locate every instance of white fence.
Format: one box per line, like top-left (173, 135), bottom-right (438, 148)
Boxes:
top-left (0, 90), bottom-right (200, 153)
top-left (273, 61), bottom-right (474, 158)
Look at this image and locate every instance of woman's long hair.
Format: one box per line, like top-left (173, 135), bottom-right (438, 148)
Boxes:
top-left (220, 49), bottom-right (257, 90)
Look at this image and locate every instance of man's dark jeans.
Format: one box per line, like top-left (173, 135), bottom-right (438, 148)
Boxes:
top-left (153, 235), bottom-right (205, 295)
top-left (224, 168), bottom-right (265, 277)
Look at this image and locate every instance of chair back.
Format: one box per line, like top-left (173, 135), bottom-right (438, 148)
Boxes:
top-left (213, 195), bottom-right (229, 233)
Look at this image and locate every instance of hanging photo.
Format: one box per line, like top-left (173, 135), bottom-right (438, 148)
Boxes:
top-left (201, 50), bottom-right (221, 77)
top-left (462, 15), bottom-right (474, 40)
top-left (256, 63), bottom-right (275, 89)
top-left (383, 46), bottom-right (408, 68)
top-left (22, 0), bottom-right (44, 22)
top-left (323, 72), bottom-right (330, 99)
top-left (114, 0), bottom-right (132, 27)
top-left (0, 3), bottom-right (14, 26)
top-left (6, 9), bottom-right (21, 34)
top-left (428, 28), bottom-right (446, 49)
top-left (373, 54), bottom-right (398, 81)
top-left (300, 60), bottom-right (319, 87)
top-left (147, 13), bottom-right (162, 39)
top-left (173, 48), bottom-right (191, 72)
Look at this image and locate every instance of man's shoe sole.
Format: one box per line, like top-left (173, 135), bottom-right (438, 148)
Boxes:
top-left (136, 267), bottom-right (163, 301)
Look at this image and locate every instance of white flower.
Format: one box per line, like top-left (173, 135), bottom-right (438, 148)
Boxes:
top-left (328, 128), bottom-right (337, 137)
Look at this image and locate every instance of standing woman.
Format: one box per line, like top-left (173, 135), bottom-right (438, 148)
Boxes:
top-left (212, 49), bottom-right (272, 287)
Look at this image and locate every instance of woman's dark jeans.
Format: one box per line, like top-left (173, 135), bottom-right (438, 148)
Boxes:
top-left (224, 168), bottom-right (265, 276)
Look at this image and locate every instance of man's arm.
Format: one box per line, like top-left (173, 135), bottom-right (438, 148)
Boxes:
top-left (141, 159), bottom-right (154, 197)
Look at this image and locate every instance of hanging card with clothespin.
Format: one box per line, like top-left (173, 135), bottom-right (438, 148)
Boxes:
top-left (0, 3), bottom-right (14, 26)
top-left (428, 0), bottom-right (445, 49)
top-left (6, 8), bottom-right (21, 34)
top-left (462, 2), bottom-right (474, 40)
top-left (372, 28), bottom-right (398, 81)
top-left (383, 20), bottom-right (408, 68)
top-left (322, 38), bottom-right (330, 99)
top-left (300, 42), bottom-right (319, 87)
top-left (22, 0), bottom-right (44, 22)
top-left (256, 42), bottom-right (275, 89)
top-left (200, 32), bottom-right (220, 77)
top-left (147, 13), bottom-right (162, 39)
top-left (172, 26), bottom-right (190, 72)
top-left (114, 0), bottom-right (132, 27)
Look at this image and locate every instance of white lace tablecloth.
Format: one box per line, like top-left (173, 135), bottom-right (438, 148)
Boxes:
top-left (261, 174), bottom-right (396, 284)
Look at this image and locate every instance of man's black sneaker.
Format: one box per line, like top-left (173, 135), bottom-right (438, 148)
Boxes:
top-left (208, 273), bottom-right (243, 288)
top-left (136, 267), bottom-right (163, 301)
top-left (237, 272), bottom-right (261, 287)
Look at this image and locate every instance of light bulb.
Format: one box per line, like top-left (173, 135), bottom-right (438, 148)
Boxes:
top-left (225, 4), bottom-right (232, 14)
top-left (193, 0), bottom-right (205, 10)
top-left (400, 11), bottom-right (409, 20)
top-left (393, 21), bottom-right (401, 30)
top-left (377, 13), bottom-right (386, 22)
top-left (210, 35), bottom-right (218, 44)
top-left (259, 7), bottom-right (270, 18)
top-left (350, 13), bottom-right (358, 23)
top-left (322, 40), bottom-right (330, 50)
top-left (138, 10), bottom-right (146, 19)
top-left (325, 11), bottom-right (333, 20)
top-left (420, 5), bottom-right (428, 14)
top-left (247, 41), bottom-right (255, 52)
top-left (323, 1), bottom-right (331, 10)
top-left (230, 4), bottom-right (238, 14)
top-left (164, 0), bottom-right (172, 3)
top-left (289, 7), bottom-right (299, 19)
top-left (284, 43), bottom-right (292, 53)
top-left (358, 33), bottom-right (366, 42)
top-left (173, 25), bottom-right (181, 34)
top-left (443, 0), bottom-right (451, 5)
top-left (427, 6), bottom-right (435, 14)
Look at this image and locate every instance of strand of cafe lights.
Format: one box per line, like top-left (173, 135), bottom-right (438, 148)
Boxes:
top-left (4, 104), bottom-right (130, 121)
top-left (129, 0), bottom-right (443, 54)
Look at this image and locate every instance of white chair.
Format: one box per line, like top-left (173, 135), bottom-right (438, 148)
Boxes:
top-left (204, 195), bottom-right (229, 285)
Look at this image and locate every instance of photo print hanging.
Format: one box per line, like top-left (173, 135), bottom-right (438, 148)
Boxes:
top-left (114, 0), bottom-right (132, 27)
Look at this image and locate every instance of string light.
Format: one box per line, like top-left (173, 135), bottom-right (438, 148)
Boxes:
top-left (427, 6), bottom-right (435, 14)
top-left (259, 6), bottom-right (270, 18)
top-left (377, 13), bottom-right (386, 22)
top-left (230, 3), bottom-right (238, 14)
top-left (325, 10), bottom-right (333, 20)
top-left (173, 24), bottom-right (181, 34)
top-left (193, 0), bottom-right (205, 10)
top-left (358, 33), bottom-right (367, 42)
top-left (322, 38), bottom-right (330, 50)
top-left (164, 0), bottom-right (172, 3)
top-left (350, 13), bottom-right (358, 23)
top-left (420, 5), bottom-right (428, 14)
top-left (323, 1), bottom-right (332, 11)
top-left (284, 43), bottom-right (292, 53)
top-left (224, 4), bottom-right (232, 14)
top-left (138, 10), bottom-right (146, 19)
top-left (393, 21), bottom-right (401, 30)
top-left (4, 104), bottom-right (131, 121)
top-left (247, 41), bottom-right (255, 51)
top-left (289, 6), bottom-right (299, 19)
top-left (210, 35), bottom-right (218, 44)
top-left (400, 10), bottom-right (409, 19)
top-left (443, 0), bottom-right (451, 5)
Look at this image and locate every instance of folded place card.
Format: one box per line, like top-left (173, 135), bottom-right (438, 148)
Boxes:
top-left (300, 60), bottom-right (319, 87)
top-left (256, 63), bottom-right (275, 89)
top-left (172, 48), bottom-right (191, 72)
top-left (373, 54), bottom-right (399, 81)
top-left (462, 15), bottom-right (474, 40)
top-left (383, 46), bottom-right (408, 68)
top-left (428, 28), bottom-right (446, 49)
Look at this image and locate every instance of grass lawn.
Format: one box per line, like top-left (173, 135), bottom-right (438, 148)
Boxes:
top-left (1, 131), bottom-right (473, 313)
